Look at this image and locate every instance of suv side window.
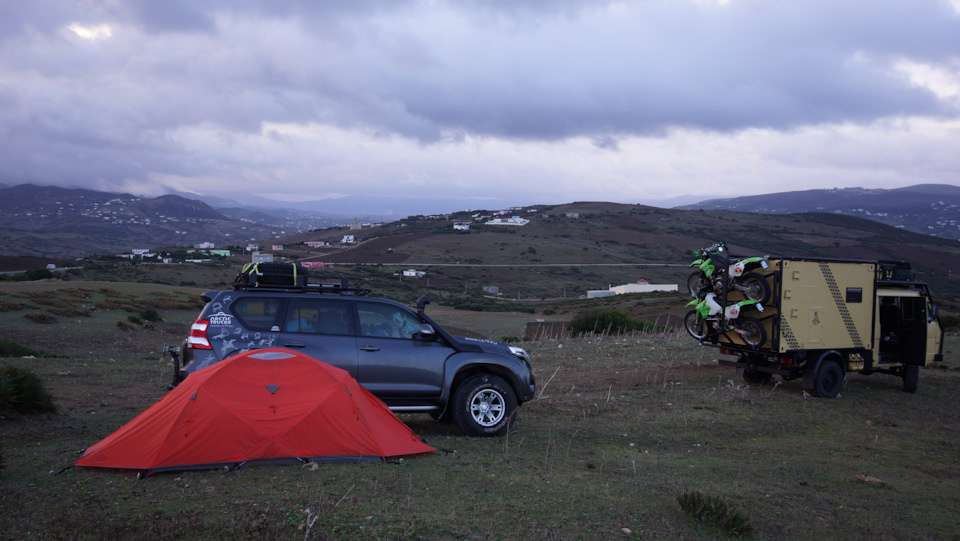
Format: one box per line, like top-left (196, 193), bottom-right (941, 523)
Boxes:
top-left (284, 299), bottom-right (354, 336)
top-left (358, 303), bottom-right (421, 339)
top-left (232, 297), bottom-right (283, 331)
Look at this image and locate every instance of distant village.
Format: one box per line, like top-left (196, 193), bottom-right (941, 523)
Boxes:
top-left (111, 206), bottom-right (676, 300)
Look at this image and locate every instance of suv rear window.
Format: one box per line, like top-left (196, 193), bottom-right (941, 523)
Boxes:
top-left (232, 298), bottom-right (283, 331)
top-left (283, 299), bottom-right (355, 336)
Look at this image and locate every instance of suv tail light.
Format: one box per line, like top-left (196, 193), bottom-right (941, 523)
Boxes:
top-left (186, 319), bottom-right (212, 349)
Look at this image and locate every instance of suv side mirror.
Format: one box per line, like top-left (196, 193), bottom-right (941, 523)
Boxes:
top-left (419, 323), bottom-right (436, 340)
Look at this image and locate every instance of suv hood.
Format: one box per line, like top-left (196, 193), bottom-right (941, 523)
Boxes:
top-left (457, 336), bottom-right (515, 355)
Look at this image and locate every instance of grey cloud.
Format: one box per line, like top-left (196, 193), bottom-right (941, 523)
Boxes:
top-left (0, 0), bottom-right (958, 197)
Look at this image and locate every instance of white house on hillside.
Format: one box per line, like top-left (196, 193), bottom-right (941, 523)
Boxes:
top-left (610, 280), bottom-right (679, 295)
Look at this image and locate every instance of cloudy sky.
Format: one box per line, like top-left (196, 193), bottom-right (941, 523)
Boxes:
top-left (2, 0), bottom-right (959, 214)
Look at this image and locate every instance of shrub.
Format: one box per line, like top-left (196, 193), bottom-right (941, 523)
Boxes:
top-left (0, 340), bottom-right (43, 358)
top-left (24, 313), bottom-right (55, 324)
top-left (13, 268), bottom-right (55, 281)
top-left (0, 365), bottom-right (57, 414)
top-left (569, 308), bottom-right (641, 336)
top-left (116, 321), bottom-right (136, 331)
top-left (676, 489), bottom-right (751, 537)
top-left (127, 315), bottom-right (143, 325)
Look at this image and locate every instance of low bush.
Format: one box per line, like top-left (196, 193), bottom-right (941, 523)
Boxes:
top-left (676, 489), bottom-right (752, 537)
top-left (568, 307), bottom-right (658, 336)
top-left (24, 313), bottom-right (55, 324)
top-left (0, 364), bottom-right (56, 414)
top-left (0, 340), bottom-right (43, 358)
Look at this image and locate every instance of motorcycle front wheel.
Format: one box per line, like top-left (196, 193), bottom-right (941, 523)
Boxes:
top-left (687, 271), bottom-right (707, 298)
top-left (735, 316), bottom-right (767, 347)
top-left (684, 310), bottom-right (709, 340)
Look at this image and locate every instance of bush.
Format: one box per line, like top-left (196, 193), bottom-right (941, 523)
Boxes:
top-left (13, 268), bottom-right (55, 281)
top-left (677, 489), bottom-right (752, 536)
top-left (0, 365), bottom-right (56, 414)
top-left (0, 340), bottom-right (43, 358)
top-left (24, 313), bottom-right (55, 324)
top-left (569, 308), bottom-right (642, 336)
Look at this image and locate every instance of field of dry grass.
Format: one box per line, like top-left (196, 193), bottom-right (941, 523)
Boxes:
top-left (2, 280), bottom-right (959, 539)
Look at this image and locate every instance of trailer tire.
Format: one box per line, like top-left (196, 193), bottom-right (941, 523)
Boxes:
top-left (902, 364), bottom-right (919, 394)
top-left (684, 310), bottom-right (709, 340)
top-left (812, 359), bottom-right (844, 398)
top-left (738, 272), bottom-right (771, 304)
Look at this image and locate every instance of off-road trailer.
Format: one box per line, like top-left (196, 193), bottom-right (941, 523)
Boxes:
top-left (694, 257), bottom-right (943, 397)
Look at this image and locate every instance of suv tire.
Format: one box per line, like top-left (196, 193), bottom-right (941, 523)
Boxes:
top-left (452, 374), bottom-right (518, 437)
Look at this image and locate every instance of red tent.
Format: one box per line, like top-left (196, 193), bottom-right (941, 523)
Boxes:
top-left (76, 348), bottom-right (435, 476)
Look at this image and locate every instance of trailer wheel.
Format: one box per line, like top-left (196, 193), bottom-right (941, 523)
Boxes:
top-left (812, 359), bottom-right (844, 398)
top-left (738, 272), bottom-right (771, 304)
top-left (902, 364), bottom-right (919, 394)
top-left (684, 310), bottom-right (708, 340)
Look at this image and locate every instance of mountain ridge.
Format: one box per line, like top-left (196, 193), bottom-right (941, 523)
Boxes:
top-left (676, 184), bottom-right (960, 240)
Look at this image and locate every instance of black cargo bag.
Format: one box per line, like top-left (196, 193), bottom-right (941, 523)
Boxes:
top-left (235, 262), bottom-right (307, 287)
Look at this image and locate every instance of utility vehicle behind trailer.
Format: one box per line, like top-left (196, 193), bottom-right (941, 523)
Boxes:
top-left (704, 258), bottom-right (943, 397)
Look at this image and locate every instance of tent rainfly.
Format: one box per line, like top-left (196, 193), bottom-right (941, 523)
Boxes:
top-left (75, 348), bottom-right (436, 476)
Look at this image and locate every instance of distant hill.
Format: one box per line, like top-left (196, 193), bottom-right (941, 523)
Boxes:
top-left (0, 184), bottom-right (282, 258)
top-left (676, 184), bottom-right (960, 240)
top-left (262, 200), bottom-right (960, 302)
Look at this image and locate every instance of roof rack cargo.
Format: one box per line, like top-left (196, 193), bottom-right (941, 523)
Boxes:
top-left (877, 260), bottom-right (916, 282)
top-left (233, 262), bottom-right (371, 295)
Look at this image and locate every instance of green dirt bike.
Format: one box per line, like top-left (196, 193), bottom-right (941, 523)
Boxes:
top-left (687, 242), bottom-right (771, 304)
top-left (684, 293), bottom-right (767, 348)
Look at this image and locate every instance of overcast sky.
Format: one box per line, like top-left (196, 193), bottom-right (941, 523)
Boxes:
top-left (2, 0), bottom-right (959, 214)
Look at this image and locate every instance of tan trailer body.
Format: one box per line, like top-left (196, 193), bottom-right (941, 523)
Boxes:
top-left (774, 259), bottom-right (876, 353)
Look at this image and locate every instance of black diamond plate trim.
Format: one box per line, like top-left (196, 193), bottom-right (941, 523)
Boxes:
top-left (819, 262), bottom-right (864, 348)
top-left (779, 313), bottom-right (800, 350)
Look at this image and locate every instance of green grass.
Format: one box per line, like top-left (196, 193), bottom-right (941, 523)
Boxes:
top-left (2, 281), bottom-right (959, 539)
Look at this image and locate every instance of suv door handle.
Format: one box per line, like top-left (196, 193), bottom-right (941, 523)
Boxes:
top-left (283, 342), bottom-right (306, 348)
top-left (360, 345), bottom-right (380, 352)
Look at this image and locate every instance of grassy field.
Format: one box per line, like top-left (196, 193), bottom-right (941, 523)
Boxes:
top-left (2, 281), bottom-right (960, 539)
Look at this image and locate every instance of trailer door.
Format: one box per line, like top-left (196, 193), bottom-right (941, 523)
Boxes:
top-left (898, 296), bottom-right (928, 366)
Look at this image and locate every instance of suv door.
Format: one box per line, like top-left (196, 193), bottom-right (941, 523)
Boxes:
top-left (355, 301), bottom-right (451, 399)
top-left (277, 299), bottom-right (359, 378)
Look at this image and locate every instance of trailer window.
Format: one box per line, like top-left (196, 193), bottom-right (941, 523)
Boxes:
top-left (846, 288), bottom-right (863, 303)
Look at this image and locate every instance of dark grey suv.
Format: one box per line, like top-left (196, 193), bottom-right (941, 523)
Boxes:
top-left (176, 275), bottom-right (536, 437)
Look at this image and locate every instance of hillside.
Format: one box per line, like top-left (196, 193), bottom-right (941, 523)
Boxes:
top-left (247, 201), bottom-right (960, 309)
top-left (677, 184), bottom-right (960, 240)
top-left (0, 184), bottom-right (297, 258)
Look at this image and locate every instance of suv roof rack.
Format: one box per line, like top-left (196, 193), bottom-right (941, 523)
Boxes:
top-left (233, 263), bottom-right (371, 295)
top-left (233, 278), bottom-right (372, 296)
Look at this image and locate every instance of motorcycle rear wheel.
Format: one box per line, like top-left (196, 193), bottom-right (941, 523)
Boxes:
top-left (737, 272), bottom-right (771, 304)
top-left (736, 316), bottom-right (766, 347)
top-left (684, 310), bottom-right (709, 340)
